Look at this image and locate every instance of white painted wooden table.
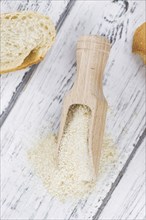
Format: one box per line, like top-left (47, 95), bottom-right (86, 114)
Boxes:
top-left (1, 1), bottom-right (145, 219)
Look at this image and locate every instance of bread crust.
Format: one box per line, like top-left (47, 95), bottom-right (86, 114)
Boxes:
top-left (132, 22), bottom-right (146, 64)
top-left (0, 52), bottom-right (44, 74)
top-left (0, 11), bottom-right (56, 74)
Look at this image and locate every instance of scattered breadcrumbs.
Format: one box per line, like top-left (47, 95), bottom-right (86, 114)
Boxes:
top-left (28, 105), bottom-right (117, 201)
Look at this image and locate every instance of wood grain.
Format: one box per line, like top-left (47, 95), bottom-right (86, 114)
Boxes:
top-left (1, 0), bottom-right (145, 219)
top-left (0, 0), bottom-right (74, 126)
top-left (99, 138), bottom-right (145, 220)
top-left (57, 36), bottom-right (110, 174)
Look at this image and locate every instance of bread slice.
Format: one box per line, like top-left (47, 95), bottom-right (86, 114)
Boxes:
top-left (0, 11), bottom-right (56, 74)
top-left (132, 22), bottom-right (146, 64)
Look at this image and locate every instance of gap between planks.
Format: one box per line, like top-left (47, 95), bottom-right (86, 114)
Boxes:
top-left (0, 0), bottom-right (145, 219)
top-left (67, 130), bottom-right (146, 220)
top-left (93, 128), bottom-right (146, 220)
top-left (0, 0), bottom-right (76, 128)
top-left (99, 139), bottom-right (145, 219)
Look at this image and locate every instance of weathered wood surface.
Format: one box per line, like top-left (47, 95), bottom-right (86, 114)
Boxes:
top-left (0, 0), bottom-right (74, 125)
top-left (99, 138), bottom-right (145, 220)
top-left (1, 0), bottom-right (145, 219)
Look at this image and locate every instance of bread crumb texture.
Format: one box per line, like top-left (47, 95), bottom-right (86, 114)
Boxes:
top-left (28, 105), bottom-right (117, 201)
top-left (0, 11), bottom-right (56, 74)
top-left (132, 22), bottom-right (146, 64)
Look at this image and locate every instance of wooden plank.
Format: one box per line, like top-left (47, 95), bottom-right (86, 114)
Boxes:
top-left (0, 0), bottom-right (74, 125)
top-left (99, 138), bottom-right (145, 220)
top-left (1, 1), bottom-right (145, 219)
top-left (67, 131), bottom-right (146, 220)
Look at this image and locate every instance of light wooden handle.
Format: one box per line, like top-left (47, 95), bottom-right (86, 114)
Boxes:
top-left (75, 36), bottom-right (110, 96)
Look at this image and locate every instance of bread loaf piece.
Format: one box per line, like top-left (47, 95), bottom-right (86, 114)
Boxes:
top-left (0, 11), bottom-right (56, 74)
top-left (132, 22), bottom-right (146, 64)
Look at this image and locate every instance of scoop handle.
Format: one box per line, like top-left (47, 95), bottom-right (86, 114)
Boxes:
top-left (75, 36), bottom-right (110, 97)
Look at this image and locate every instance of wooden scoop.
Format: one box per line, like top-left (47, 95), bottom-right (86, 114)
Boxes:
top-left (58, 36), bottom-right (110, 175)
